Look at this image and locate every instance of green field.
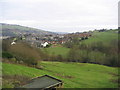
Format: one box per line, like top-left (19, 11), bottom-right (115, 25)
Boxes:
top-left (3, 62), bottom-right (118, 88)
top-left (82, 30), bottom-right (118, 45)
top-left (42, 46), bottom-right (70, 57)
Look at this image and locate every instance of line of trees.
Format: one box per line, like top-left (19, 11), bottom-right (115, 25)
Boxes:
top-left (33, 36), bottom-right (119, 67)
top-left (63, 38), bottom-right (119, 67)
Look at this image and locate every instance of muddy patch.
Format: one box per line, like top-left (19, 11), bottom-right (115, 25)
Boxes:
top-left (55, 73), bottom-right (74, 79)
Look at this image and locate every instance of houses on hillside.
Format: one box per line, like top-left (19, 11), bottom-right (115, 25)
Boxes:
top-left (5, 31), bottom-right (92, 48)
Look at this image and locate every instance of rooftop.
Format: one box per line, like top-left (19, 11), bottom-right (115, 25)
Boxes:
top-left (21, 75), bottom-right (63, 89)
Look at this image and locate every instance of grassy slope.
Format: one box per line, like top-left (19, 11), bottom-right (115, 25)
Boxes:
top-left (82, 30), bottom-right (118, 45)
top-left (42, 46), bottom-right (70, 57)
top-left (2, 23), bottom-right (44, 31)
top-left (1, 23), bottom-right (54, 36)
top-left (3, 62), bottom-right (118, 88)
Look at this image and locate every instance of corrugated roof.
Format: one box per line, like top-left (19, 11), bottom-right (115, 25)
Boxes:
top-left (22, 75), bottom-right (62, 88)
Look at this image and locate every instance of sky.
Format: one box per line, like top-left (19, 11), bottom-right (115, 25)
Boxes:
top-left (0, 0), bottom-right (119, 32)
top-left (118, 1), bottom-right (120, 27)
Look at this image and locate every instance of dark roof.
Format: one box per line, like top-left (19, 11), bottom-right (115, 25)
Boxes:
top-left (22, 75), bottom-right (63, 88)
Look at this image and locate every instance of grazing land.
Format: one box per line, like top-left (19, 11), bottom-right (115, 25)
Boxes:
top-left (42, 46), bottom-right (70, 57)
top-left (82, 30), bottom-right (118, 45)
top-left (2, 61), bottom-right (118, 88)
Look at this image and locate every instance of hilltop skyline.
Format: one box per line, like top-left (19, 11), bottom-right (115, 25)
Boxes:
top-left (0, 0), bottom-right (119, 33)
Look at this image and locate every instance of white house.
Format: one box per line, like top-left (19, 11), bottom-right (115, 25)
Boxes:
top-left (11, 41), bottom-right (16, 45)
top-left (41, 42), bottom-right (49, 47)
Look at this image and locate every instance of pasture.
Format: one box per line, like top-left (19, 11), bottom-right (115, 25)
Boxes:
top-left (41, 46), bottom-right (70, 58)
top-left (82, 30), bottom-right (118, 45)
top-left (2, 61), bottom-right (118, 88)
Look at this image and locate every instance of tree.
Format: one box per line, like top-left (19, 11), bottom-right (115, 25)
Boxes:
top-left (56, 54), bottom-right (63, 61)
top-left (2, 39), bottom-right (11, 51)
top-left (64, 41), bottom-right (74, 48)
top-left (67, 46), bottom-right (81, 62)
top-left (2, 52), bottom-right (13, 59)
top-left (85, 36), bottom-right (88, 39)
top-left (81, 37), bottom-right (85, 40)
top-left (72, 37), bottom-right (80, 45)
top-left (9, 42), bottom-right (41, 66)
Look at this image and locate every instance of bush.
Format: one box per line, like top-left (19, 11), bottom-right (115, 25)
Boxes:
top-left (85, 37), bottom-right (88, 39)
top-left (10, 58), bottom-right (17, 62)
top-left (2, 75), bottom-right (30, 88)
top-left (64, 41), bottom-right (74, 48)
top-left (2, 39), bottom-right (11, 51)
top-left (45, 44), bottom-right (52, 48)
top-left (2, 52), bottom-right (13, 59)
top-left (8, 42), bottom-right (41, 66)
top-left (81, 37), bottom-right (85, 40)
top-left (56, 54), bottom-right (63, 61)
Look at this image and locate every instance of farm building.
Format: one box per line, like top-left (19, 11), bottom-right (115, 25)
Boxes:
top-left (21, 75), bottom-right (63, 89)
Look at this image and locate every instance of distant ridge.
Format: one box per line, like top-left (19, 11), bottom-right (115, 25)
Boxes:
top-left (1, 23), bottom-right (56, 37)
top-left (55, 32), bottom-right (68, 34)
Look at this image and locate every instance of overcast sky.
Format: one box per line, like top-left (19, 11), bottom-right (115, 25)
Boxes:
top-left (0, 0), bottom-right (119, 32)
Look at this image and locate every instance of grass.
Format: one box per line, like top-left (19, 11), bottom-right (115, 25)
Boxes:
top-left (2, 62), bottom-right (119, 88)
top-left (2, 23), bottom-right (43, 31)
top-left (41, 46), bottom-right (70, 58)
top-left (82, 30), bottom-right (118, 45)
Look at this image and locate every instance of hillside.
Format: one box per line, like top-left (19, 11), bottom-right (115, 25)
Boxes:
top-left (81, 30), bottom-right (118, 45)
top-left (2, 62), bottom-right (118, 88)
top-left (41, 30), bottom-right (118, 59)
top-left (1, 23), bottom-right (55, 37)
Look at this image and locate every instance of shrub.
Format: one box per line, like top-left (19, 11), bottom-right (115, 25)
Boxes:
top-left (45, 44), bottom-right (52, 48)
top-left (2, 39), bottom-right (11, 51)
top-left (56, 54), bottom-right (63, 61)
top-left (8, 42), bottom-right (41, 66)
top-left (2, 52), bottom-right (13, 59)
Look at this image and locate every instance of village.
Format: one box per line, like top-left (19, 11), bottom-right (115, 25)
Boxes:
top-left (9, 31), bottom-right (92, 48)
top-left (1, 28), bottom-right (109, 48)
